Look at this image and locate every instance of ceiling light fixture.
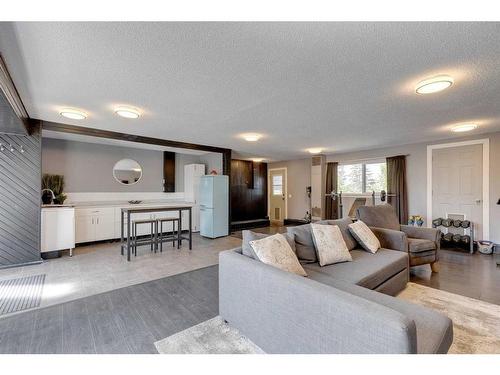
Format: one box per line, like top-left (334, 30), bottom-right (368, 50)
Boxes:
top-left (307, 148), bottom-right (323, 154)
top-left (451, 123), bottom-right (478, 132)
top-left (59, 108), bottom-right (87, 120)
top-left (241, 133), bottom-right (262, 142)
top-left (115, 106), bottom-right (141, 119)
top-left (415, 75), bottom-right (454, 94)
top-left (252, 158), bottom-right (264, 162)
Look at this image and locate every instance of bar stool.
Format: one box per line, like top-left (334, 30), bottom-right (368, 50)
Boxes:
top-left (131, 218), bottom-right (158, 256)
top-left (157, 217), bottom-right (181, 251)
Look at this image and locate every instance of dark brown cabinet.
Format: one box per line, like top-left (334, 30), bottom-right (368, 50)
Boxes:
top-left (230, 159), bottom-right (268, 226)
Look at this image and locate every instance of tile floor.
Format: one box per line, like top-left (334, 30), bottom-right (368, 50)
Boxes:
top-left (0, 233), bottom-right (241, 316)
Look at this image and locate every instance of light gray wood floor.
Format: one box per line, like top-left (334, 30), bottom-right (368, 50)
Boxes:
top-left (0, 233), bottom-right (241, 316)
top-left (0, 265), bottom-right (219, 354)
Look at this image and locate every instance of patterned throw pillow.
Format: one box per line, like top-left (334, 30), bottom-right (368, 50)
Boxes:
top-left (348, 220), bottom-right (381, 253)
top-left (249, 234), bottom-right (307, 277)
top-left (310, 224), bottom-right (352, 266)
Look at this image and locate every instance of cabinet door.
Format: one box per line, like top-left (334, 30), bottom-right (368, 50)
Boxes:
top-left (94, 214), bottom-right (115, 241)
top-left (76, 216), bottom-right (95, 243)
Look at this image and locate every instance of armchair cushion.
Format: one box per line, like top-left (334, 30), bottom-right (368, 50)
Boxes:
top-left (369, 226), bottom-right (408, 252)
top-left (408, 238), bottom-right (436, 254)
top-left (400, 225), bottom-right (441, 243)
top-left (356, 204), bottom-right (401, 231)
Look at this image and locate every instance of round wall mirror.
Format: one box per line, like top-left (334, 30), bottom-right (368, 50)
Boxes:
top-left (113, 159), bottom-right (143, 185)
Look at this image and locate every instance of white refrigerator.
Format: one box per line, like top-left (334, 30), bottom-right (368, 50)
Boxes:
top-left (184, 164), bottom-right (206, 232)
top-left (199, 175), bottom-right (229, 238)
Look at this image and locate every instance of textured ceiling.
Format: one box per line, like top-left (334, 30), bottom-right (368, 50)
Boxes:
top-left (0, 22), bottom-right (499, 161)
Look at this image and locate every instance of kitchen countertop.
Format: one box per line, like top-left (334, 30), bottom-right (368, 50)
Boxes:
top-left (41, 204), bottom-right (75, 208)
top-left (63, 199), bottom-right (194, 209)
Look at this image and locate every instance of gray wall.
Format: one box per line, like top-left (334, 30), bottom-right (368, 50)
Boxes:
top-left (0, 127), bottom-right (41, 268)
top-left (42, 138), bottom-right (164, 192)
top-left (270, 131), bottom-right (500, 243)
top-left (42, 138), bottom-right (223, 193)
top-left (199, 153), bottom-right (223, 175)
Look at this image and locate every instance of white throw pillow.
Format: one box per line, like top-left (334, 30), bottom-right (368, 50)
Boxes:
top-left (249, 234), bottom-right (307, 277)
top-left (348, 220), bottom-right (381, 253)
top-left (310, 224), bottom-right (352, 266)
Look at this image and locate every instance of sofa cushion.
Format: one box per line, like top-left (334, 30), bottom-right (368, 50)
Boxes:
top-left (348, 220), bottom-right (381, 253)
top-left (316, 218), bottom-right (357, 251)
top-left (311, 224), bottom-right (352, 266)
top-left (303, 248), bottom-right (408, 290)
top-left (304, 274), bottom-right (453, 354)
top-left (249, 234), bottom-right (307, 277)
top-left (286, 224), bottom-right (317, 263)
top-left (356, 204), bottom-right (400, 231)
top-left (242, 230), bottom-right (296, 259)
top-left (408, 238), bottom-right (436, 253)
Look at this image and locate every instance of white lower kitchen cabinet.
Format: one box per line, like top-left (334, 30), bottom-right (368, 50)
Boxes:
top-left (75, 203), bottom-right (196, 244)
top-left (41, 207), bottom-right (76, 256)
top-left (75, 208), bottom-right (116, 244)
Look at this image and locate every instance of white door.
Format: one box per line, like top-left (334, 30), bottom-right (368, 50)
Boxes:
top-left (432, 144), bottom-right (483, 237)
top-left (269, 169), bottom-right (286, 224)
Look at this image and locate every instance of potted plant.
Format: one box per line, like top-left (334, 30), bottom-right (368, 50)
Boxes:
top-left (41, 174), bottom-right (67, 204)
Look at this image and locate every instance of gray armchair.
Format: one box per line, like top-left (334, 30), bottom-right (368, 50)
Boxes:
top-left (356, 204), bottom-right (440, 272)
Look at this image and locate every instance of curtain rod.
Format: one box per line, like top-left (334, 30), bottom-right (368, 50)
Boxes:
top-left (328, 154), bottom-right (410, 165)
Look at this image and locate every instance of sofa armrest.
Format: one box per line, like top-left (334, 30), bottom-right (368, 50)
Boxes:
top-left (400, 225), bottom-right (440, 243)
top-left (219, 250), bottom-right (417, 354)
top-left (370, 226), bottom-right (408, 252)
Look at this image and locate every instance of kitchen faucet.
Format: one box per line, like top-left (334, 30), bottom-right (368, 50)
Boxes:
top-left (41, 188), bottom-right (56, 204)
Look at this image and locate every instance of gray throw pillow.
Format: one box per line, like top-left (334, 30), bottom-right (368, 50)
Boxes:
top-left (242, 230), bottom-right (296, 259)
top-left (316, 218), bottom-right (357, 250)
top-left (286, 224), bottom-right (317, 263)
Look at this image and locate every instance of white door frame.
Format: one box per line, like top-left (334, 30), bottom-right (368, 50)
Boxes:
top-left (426, 138), bottom-right (489, 239)
top-left (268, 167), bottom-right (288, 221)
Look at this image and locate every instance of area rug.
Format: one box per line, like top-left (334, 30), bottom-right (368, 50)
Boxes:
top-left (155, 283), bottom-right (500, 354)
top-left (398, 282), bottom-right (500, 354)
top-left (154, 316), bottom-right (264, 354)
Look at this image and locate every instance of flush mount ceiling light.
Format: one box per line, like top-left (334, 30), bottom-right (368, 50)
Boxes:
top-left (307, 148), bottom-right (323, 154)
top-left (114, 106), bottom-right (141, 119)
top-left (59, 108), bottom-right (87, 120)
top-left (451, 123), bottom-right (478, 132)
top-left (241, 133), bottom-right (262, 142)
top-left (415, 75), bottom-right (454, 94)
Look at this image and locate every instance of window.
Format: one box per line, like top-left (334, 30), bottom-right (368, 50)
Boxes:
top-left (272, 175), bottom-right (283, 195)
top-left (338, 161), bottom-right (387, 194)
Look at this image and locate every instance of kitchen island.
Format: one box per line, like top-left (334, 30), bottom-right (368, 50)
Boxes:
top-left (120, 204), bottom-right (193, 261)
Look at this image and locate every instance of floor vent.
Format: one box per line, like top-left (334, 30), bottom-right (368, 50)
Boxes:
top-left (0, 274), bottom-right (45, 316)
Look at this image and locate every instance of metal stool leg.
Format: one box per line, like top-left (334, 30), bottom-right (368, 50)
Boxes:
top-left (151, 222), bottom-right (155, 253)
top-left (172, 220), bottom-right (176, 247)
top-left (177, 218), bottom-right (181, 249)
top-left (157, 220), bottom-right (161, 253)
top-left (133, 223), bottom-right (137, 256)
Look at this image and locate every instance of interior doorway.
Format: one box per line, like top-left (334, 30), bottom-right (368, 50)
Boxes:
top-left (427, 139), bottom-right (489, 240)
top-left (268, 168), bottom-right (287, 225)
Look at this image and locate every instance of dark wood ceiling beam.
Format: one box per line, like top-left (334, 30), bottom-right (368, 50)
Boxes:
top-left (38, 119), bottom-right (231, 154)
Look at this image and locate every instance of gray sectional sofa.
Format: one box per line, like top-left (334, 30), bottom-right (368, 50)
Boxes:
top-left (219, 218), bottom-right (453, 354)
